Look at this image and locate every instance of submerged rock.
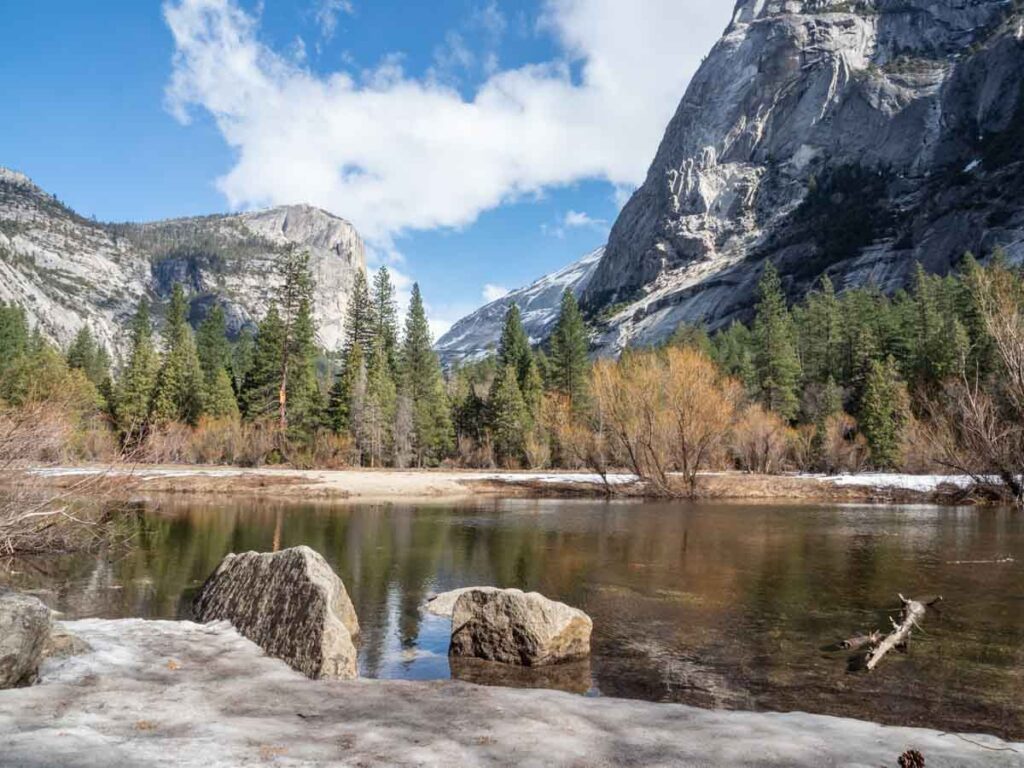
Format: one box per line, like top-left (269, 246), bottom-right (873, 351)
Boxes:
top-left (0, 592), bottom-right (51, 688)
top-left (193, 545), bottom-right (359, 680)
top-left (449, 588), bottom-right (592, 666)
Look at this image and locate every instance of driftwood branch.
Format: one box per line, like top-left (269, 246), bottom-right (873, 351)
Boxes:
top-left (833, 595), bottom-right (942, 672)
top-left (863, 595), bottom-right (942, 672)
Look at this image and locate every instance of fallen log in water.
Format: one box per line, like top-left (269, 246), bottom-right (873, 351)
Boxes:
top-left (864, 594), bottom-right (941, 672)
top-left (832, 595), bottom-right (942, 672)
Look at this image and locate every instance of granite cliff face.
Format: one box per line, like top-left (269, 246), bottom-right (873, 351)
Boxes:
top-left (581, 0), bottom-right (1024, 353)
top-left (0, 167), bottom-right (366, 355)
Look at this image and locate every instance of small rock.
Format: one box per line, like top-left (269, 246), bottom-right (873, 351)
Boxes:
top-left (193, 546), bottom-right (359, 680)
top-left (0, 592), bottom-right (52, 688)
top-left (449, 588), bottom-right (592, 667)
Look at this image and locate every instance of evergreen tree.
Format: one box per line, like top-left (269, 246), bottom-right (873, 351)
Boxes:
top-left (753, 263), bottom-right (801, 420)
top-left (328, 340), bottom-right (364, 434)
top-left (273, 248), bottom-right (320, 432)
top-left (115, 297), bottom-right (159, 439)
top-left (488, 363), bottom-right (528, 467)
top-left (521, 355), bottom-right (544, 423)
top-left (400, 283), bottom-right (453, 465)
top-left (371, 266), bottom-right (399, 378)
top-left (362, 344), bottom-right (396, 467)
top-left (859, 356), bottom-right (909, 469)
top-left (150, 284), bottom-right (204, 425)
top-left (239, 305), bottom-right (285, 420)
top-left (343, 270), bottom-right (376, 357)
top-left (798, 275), bottom-right (841, 384)
top-left (711, 320), bottom-right (757, 396)
top-left (231, 327), bottom-right (256, 392)
top-left (497, 304), bottom-right (533, 387)
top-left (0, 302), bottom-right (29, 376)
top-left (66, 325), bottom-right (111, 388)
top-left (548, 289), bottom-right (589, 409)
top-left (196, 305), bottom-right (239, 419)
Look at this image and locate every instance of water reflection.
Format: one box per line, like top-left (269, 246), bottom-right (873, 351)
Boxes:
top-left (3, 498), bottom-right (1023, 739)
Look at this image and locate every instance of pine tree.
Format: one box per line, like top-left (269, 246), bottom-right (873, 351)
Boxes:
top-left (66, 325), bottom-right (111, 388)
top-left (239, 305), bottom-right (285, 420)
top-left (548, 289), bottom-right (589, 409)
top-left (711, 320), bottom-right (757, 397)
top-left (521, 355), bottom-right (544, 424)
top-left (196, 305), bottom-right (239, 419)
top-left (150, 284), bottom-right (204, 425)
top-left (231, 327), bottom-right (256, 392)
top-left (400, 283), bottom-right (453, 465)
top-left (272, 248), bottom-right (320, 433)
top-left (371, 266), bottom-right (399, 378)
top-left (327, 340), bottom-right (364, 434)
top-left (488, 363), bottom-right (528, 467)
top-left (362, 344), bottom-right (396, 467)
top-left (497, 304), bottom-right (533, 387)
top-left (0, 302), bottom-right (29, 375)
top-left (115, 297), bottom-right (159, 439)
top-left (859, 356), bottom-right (909, 469)
top-left (344, 270), bottom-right (376, 358)
top-left (798, 275), bottom-right (840, 384)
top-left (753, 263), bottom-right (801, 420)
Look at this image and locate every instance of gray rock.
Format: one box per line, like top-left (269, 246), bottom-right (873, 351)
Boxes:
top-left (579, 0), bottom-right (1024, 355)
top-left (449, 588), bottom-right (592, 666)
top-left (425, 586), bottom-right (502, 617)
top-left (0, 167), bottom-right (366, 354)
top-left (435, 247), bottom-right (603, 366)
top-left (193, 545), bottom-right (359, 680)
top-left (0, 592), bottom-right (52, 688)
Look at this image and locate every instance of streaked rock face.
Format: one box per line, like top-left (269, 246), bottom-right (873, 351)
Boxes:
top-left (0, 592), bottom-right (51, 688)
top-left (193, 545), bottom-right (360, 680)
top-left (449, 588), bottom-right (592, 667)
top-left (0, 168), bottom-right (366, 356)
top-left (435, 247), bottom-right (604, 366)
top-left (577, 0), bottom-right (1024, 354)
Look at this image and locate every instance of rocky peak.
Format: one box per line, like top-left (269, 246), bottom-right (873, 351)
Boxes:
top-left (0, 172), bottom-right (366, 354)
top-left (576, 0), bottom-right (1023, 355)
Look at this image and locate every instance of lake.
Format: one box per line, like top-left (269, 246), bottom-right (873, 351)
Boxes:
top-left (4, 497), bottom-right (1023, 739)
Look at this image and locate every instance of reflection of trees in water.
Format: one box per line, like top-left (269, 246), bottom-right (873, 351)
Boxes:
top-left (3, 498), bottom-right (1022, 738)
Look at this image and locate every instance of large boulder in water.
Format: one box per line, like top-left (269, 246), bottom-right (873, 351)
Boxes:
top-left (0, 592), bottom-right (52, 688)
top-left (193, 545), bottom-right (359, 680)
top-left (449, 588), bottom-right (592, 667)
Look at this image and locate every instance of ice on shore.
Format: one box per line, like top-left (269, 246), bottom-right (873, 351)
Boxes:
top-left (0, 618), bottom-right (1020, 767)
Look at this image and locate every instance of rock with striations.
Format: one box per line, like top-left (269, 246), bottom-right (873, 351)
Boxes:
top-left (449, 588), bottom-right (592, 667)
top-left (193, 545), bottom-right (360, 680)
top-left (0, 592), bottom-right (52, 688)
top-left (0, 167), bottom-right (366, 354)
top-left (579, 0), bottom-right (1024, 354)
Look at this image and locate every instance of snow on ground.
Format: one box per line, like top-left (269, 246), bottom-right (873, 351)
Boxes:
top-left (818, 474), bottom-right (980, 492)
top-left (0, 618), bottom-right (1020, 767)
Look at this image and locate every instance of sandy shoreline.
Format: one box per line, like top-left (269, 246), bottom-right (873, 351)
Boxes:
top-left (6, 464), bottom-right (981, 505)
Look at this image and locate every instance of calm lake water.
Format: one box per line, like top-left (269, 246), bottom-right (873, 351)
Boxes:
top-left (4, 498), bottom-right (1023, 738)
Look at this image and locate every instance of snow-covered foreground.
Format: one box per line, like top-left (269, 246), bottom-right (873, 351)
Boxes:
top-left (1, 619), bottom-right (1020, 767)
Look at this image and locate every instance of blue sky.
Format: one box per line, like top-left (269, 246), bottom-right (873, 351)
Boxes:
top-left (1, 0), bottom-right (728, 334)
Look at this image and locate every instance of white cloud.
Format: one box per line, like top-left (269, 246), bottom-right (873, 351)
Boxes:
top-left (482, 283), bottom-right (509, 302)
top-left (314, 0), bottom-right (354, 41)
top-left (563, 209), bottom-right (605, 228)
top-left (164, 0), bottom-right (730, 248)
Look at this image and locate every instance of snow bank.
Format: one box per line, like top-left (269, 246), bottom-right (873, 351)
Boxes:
top-left (818, 474), bottom-right (980, 492)
top-left (0, 619), bottom-right (1019, 767)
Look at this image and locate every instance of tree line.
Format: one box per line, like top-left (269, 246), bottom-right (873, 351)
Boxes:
top-left (0, 248), bottom-right (1021, 503)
